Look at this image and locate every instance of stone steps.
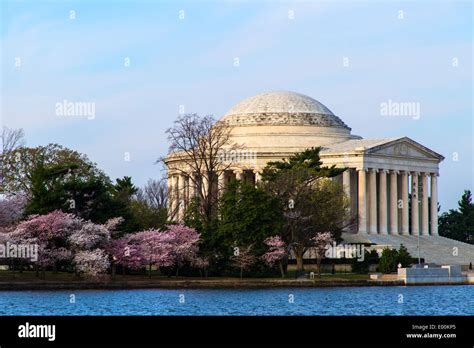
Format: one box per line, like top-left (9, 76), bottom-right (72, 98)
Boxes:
top-left (341, 233), bottom-right (474, 266)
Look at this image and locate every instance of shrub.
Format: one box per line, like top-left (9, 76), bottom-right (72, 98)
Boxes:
top-left (351, 249), bottom-right (379, 274)
top-left (379, 248), bottom-right (399, 273)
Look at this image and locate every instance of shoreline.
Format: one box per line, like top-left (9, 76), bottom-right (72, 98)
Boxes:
top-left (1, 278), bottom-right (472, 290)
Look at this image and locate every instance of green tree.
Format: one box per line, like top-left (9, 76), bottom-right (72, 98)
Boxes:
top-left (379, 247), bottom-right (399, 274)
top-left (351, 249), bottom-right (379, 274)
top-left (1, 143), bottom-right (102, 196)
top-left (378, 245), bottom-right (413, 273)
top-left (397, 244), bottom-right (412, 267)
top-left (25, 162), bottom-right (131, 227)
top-left (113, 176), bottom-right (138, 202)
top-left (217, 180), bottom-right (284, 258)
top-left (261, 147), bottom-right (349, 273)
top-left (23, 151), bottom-right (140, 234)
top-left (439, 190), bottom-right (474, 244)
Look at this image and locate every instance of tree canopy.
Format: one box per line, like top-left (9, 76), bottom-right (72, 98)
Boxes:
top-left (260, 147), bottom-right (349, 273)
top-left (439, 190), bottom-right (474, 244)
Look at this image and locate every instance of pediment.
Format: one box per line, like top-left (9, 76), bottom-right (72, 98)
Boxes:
top-left (366, 137), bottom-right (444, 161)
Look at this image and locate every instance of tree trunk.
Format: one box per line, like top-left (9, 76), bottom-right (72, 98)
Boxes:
top-left (295, 253), bottom-right (304, 274)
top-left (111, 263), bottom-right (116, 280)
top-left (35, 264), bottom-right (39, 278)
top-left (240, 267), bottom-right (243, 278)
top-left (317, 258), bottom-right (322, 277)
top-left (279, 262), bottom-right (285, 278)
top-left (148, 263), bottom-right (152, 278)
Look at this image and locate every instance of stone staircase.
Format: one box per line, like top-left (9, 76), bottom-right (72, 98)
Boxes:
top-left (341, 233), bottom-right (474, 266)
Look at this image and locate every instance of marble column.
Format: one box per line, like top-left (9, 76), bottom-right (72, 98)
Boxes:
top-left (368, 168), bottom-right (378, 234)
top-left (357, 169), bottom-right (367, 234)
top-left (411, 172), bottom-right (420, 236)
top-left (235, 169), bottom-right (244, 181)
top-left (378, 170), bottom-right (388, 234)
top-left (254, 170), bottom-right (262, 186)
top-left (343, 169), bottom-right (351, 198)
top-left (177, 175), bottom-right (185, 221)
top-left (401, 171), bottom-right (410, 235)
top-left (420, 173), bottom-right (430, 236)
top-left (389, 170), bottom-right (398, 234)
top-left (188, 174), bottom-right (195, 201)
top-left (218, 172), bottom-right (226, 197)
top-left (167, 175), bottom-right (174, 216)
top-left (343, 169), bottom-right (352, 231)
top-left (430, 174), bottom-right (439, 235)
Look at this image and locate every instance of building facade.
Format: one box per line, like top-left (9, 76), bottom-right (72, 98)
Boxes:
top-left (166, 90), bottom-right (444, 236)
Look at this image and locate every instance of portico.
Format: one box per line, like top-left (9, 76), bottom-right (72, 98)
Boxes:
top-left (320, 137), bottom-right (444, 236)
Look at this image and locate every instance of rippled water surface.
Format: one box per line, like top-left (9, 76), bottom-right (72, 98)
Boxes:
top-left (0, 285), bottom-right (472, 315)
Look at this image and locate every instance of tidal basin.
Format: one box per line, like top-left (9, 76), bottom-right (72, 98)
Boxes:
top-left (0, 285), bottom-right (472, 316)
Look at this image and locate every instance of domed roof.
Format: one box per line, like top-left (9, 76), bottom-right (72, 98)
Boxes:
top-left (221, 91), bottom-right (350, 129)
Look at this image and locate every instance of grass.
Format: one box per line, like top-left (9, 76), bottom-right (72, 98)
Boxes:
top-left (0, 270), bottom-right (369, 283)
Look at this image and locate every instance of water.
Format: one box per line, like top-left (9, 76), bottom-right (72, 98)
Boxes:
top-left (0, 285), bottom-right (472, 316)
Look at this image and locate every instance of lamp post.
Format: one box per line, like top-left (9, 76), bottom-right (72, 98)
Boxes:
top-left (417, 228), bottom-right (421, 264)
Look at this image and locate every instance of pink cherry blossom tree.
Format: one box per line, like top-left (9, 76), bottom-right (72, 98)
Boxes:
top-left (192, 256), bottom-right (210, 278)
top-left (130, 230), bottom-right (175, 277)
top-left (68, 222), bottom-right (111, 250)
top-left (231, 245), bottom-right (257, 278)
top-left (166, 224), bottom-right (201, 276)
top-left (9, 210), bottom-right (83, 274)
top-left (107, 237), bottom-right (144, 277)
top-left (8, 211), bottom-right (123, 277)
top-left (0, 194), bottom-right (27, 228)
top-left (262, 236), bottom-right (287, 278)
top-left (311, 232), bottom-right (334, 277)
top-left (74, 249), bottom-right (110, 277)
top-left (68, 218), bottom-right (123, 277)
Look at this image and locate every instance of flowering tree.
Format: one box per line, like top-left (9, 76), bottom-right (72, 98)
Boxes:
top-left (68, 222), bottom-right (111, 250)
top-left (8, 210), bottom-right (122, 277)
top-left (74, 249), bottom-right (110, 277)
top-left (107, 237), bottom-right (144, 276)
top-left (9, 210), bottom-right (83, 272)
top-left (231, 245), bottom-right (257, 278)
top-left (130, 230), bottom-right (175, 276)
top-left (108, 225), bottom-right (202, 277)
top-left (68, 218), bottom-right (123, 277)
top-left (192, 256), bottom-right (210, 277)
top-left (166, 224), bottom-right (201, 276)
top-left (262, 236), bottom-right (287, 278)
top-left (311, 232), bottom-right (334, 277)
top-left (0, 194), bottom-right (27, 228)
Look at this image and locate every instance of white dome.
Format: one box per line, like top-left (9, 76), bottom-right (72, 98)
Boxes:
top-left (221, 91), bottom-right (350, 130)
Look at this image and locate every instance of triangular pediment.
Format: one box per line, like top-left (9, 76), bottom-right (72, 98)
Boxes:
top-left (366, 137), bottom-right (444, 161)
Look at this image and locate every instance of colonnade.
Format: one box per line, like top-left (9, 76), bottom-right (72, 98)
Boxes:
top-left (167, 169), bottom-right (259, 220)
top-left (168, 167), bottom-right (439, 236)
top-left (350, 168), bottom-right (438, 235)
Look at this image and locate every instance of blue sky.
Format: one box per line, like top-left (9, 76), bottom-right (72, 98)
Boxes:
top-left (1, 0), bottom-right (472, 212)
